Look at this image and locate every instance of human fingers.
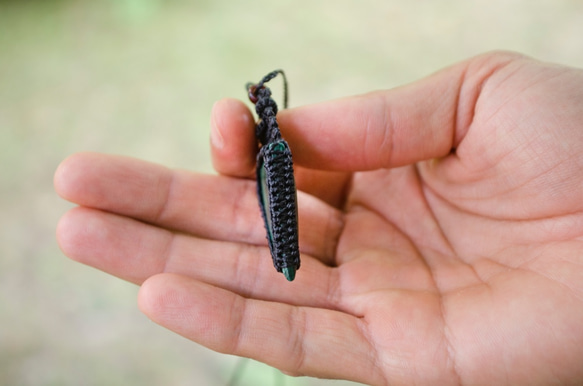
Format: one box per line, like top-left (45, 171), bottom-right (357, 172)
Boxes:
top-left (293, 167), bottom-right (351, 209)
top-left (276, 52), bottom-right (524, 171)
top-left (138, 273), bottom-right (384, 384)
top-left (210, 98), bottom-right (257, 178)
top-left (210, 98), bottom-right (352, 207)
top-left (54, 152), bottom-right (343, 262)
top-left (56, 206), bottom-right (341, 307)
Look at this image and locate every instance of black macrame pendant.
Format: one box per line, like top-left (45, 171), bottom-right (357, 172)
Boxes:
top-left (246, 70), bottom-right (300, 281)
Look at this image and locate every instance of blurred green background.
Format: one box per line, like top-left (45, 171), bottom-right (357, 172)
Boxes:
top-left (1, 0), bottom-right (582, 385)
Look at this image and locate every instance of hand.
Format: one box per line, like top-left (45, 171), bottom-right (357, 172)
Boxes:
top-left (55, 51), bottom-right (583, 385)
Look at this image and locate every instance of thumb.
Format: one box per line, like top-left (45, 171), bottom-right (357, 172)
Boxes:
top-left (277, 52), bottom-right (520, 171)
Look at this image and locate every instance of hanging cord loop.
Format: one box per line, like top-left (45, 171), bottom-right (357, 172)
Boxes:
top-left (246, 69), bottom-right (288, 145)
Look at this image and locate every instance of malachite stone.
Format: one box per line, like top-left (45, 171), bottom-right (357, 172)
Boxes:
top-left (282, 266), bottom-right (296, 282)
top-left (258, 163), bottom-right (274, 245)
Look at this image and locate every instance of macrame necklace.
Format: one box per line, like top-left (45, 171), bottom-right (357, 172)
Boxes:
top-left (246, 70), bottom-right (300, 281)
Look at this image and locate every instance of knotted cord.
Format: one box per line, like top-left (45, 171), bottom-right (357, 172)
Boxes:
top-left (246, 70), bottom-right (300, 281)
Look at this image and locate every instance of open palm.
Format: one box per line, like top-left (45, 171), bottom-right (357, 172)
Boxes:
top-left (56, 52), bottom-right (583, 385)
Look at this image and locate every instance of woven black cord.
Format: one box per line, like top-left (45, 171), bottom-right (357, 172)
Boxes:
top-left (246, 70), bottom-right (300, 277)
top-left (255, 69), bottom-right (288, 109)
top-left (259, 142), bottom-right (300, 272)
top-left (247, 69), bottom-right (288, 145)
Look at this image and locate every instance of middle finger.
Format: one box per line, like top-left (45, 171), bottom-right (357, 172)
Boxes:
top-left (57, 206), bottom-right (342, 309)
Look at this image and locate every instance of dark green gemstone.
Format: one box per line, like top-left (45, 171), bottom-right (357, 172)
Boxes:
top-left (282, 266), bottom-right (296, 282)
top-left (258, 163), bottom-right (274, 245)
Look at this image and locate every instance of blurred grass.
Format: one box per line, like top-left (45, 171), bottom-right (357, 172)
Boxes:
top-left (1, 0), bottom-right (582, 385)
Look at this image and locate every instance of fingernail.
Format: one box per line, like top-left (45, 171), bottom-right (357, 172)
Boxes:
top-left (210, 101), bottom-right (225, 149)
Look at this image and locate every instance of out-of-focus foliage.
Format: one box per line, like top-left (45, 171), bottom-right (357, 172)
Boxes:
top-left (1, 0), bottom-right (582, 384)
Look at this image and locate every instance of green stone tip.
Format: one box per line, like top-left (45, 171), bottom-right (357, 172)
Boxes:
top-left (282, 267), bottom-right (296, 282)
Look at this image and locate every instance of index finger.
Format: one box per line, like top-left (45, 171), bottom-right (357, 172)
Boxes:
top-left (277, 52), bottom-right (524, 171)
